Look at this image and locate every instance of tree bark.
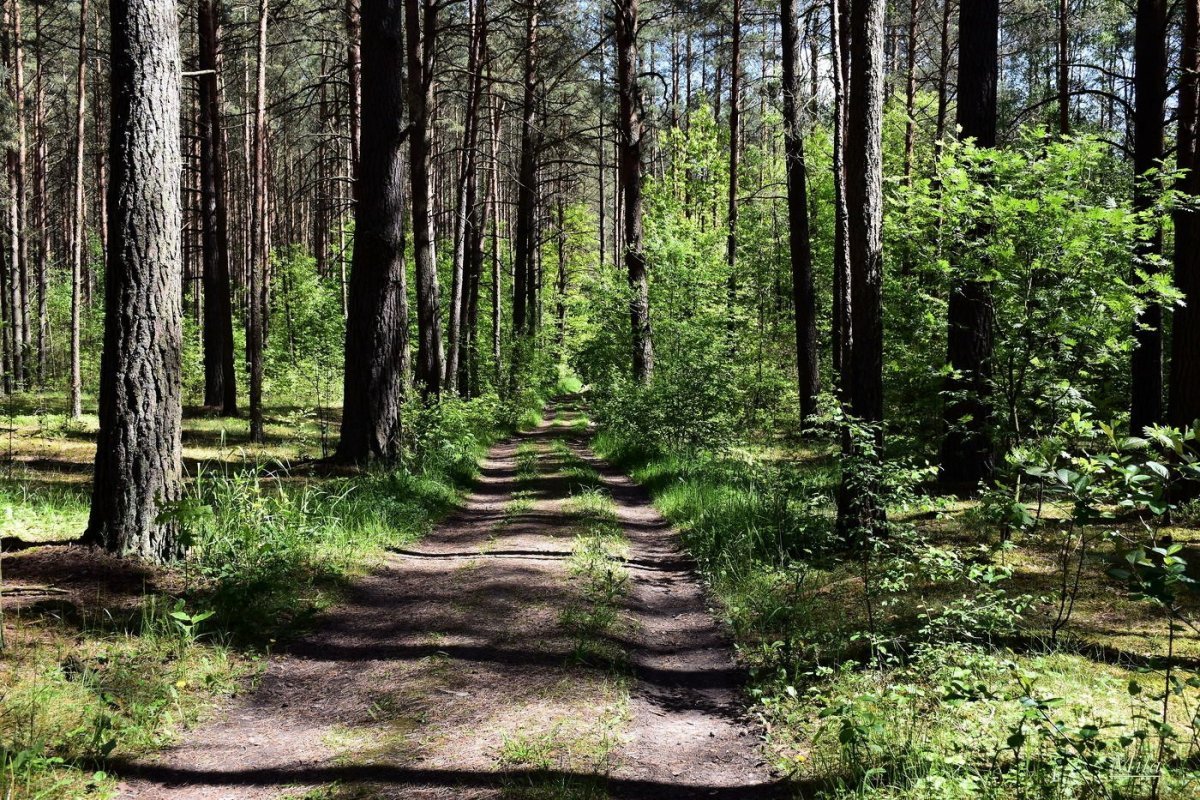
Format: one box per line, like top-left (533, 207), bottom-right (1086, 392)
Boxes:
top-left (902, 0), bottom-right (920, 179)
top-left (1058, 0), bottom-right (1070, 135)
top-left (336, 0), bottom-right (411, 463)
top-left (1129, 0), bottom-right (1167, 433)
top-left (346, 0), bottom-right (361, 198)
top-left (616, 0), bottom-right (653, 383)
top-left (198, 0), bottom-right (237, 414)
top-left (1170, 0), bottom-right (1200, 429)
top-left (4, 0), bottom-right (28, 389)
top-left (69, 0), bottom-right (89, 418)
top-left (939, 0), bottom-right (998, 488)
top-left (725, 0), bottom-right (741, 326)
top-left (83, 0), bottom-right (183, 562)
top-left (782, 0), bottom-right (819, 420)
top-left (838, 0), bottom-right (887, 537)
top-left (831, 0), bottom-right (851, 385)
top-left (512, 0), bottom-right (538, 343)
top-left (405, 0), bottom-right (445, 395)
top-left (248, 0), bottom-right (269, 442)
top-left (445, 0), bottom-right (487, 393)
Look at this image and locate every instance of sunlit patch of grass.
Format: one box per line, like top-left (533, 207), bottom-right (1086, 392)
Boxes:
top-left (497, 700), bottom-right (626, 799)
top-left (516, 443), bottom-right (541, 483)
top-left (0, 481), bottom-right (89, 542)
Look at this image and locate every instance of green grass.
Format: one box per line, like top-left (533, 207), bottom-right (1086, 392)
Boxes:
top-left (592, 428), bottom-right (1200, 800)
top-left (1, 393), bottom-right (537, 799)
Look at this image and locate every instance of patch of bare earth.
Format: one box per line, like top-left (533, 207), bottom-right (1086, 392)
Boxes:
top-left (115, 407), bottom-right (785, 799)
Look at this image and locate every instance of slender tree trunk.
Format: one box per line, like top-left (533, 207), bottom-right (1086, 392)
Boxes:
top-left (725, 0), bottom-right (741, 326)
top-left (512, 0), bottom-right (538, 343)
top-left (4, 0), bottom-right (28, 388)
top-left (782, 0), bottom-right (819, 421)
top-left (405, 0), bottom-right (444, 395)
top-left (831, 0), bottom-right (852, 385)
top-left (1170, 0), bottom-right (1200, 428)
top-left (346, 0), bottom-right (361, 194)
top-left (1130, 0), bottom-right (1167, 433)
top-left (69, 0), bottom-right (89, 418)
top-left (903, 0), bottom-right (920, 179)
top-left (83, 0), bottom-right (184, 561)
top-left (198, 0), bottom-right (237, 414)
top-left (616, 0), bottom-right (653, 382)
top-left (489, 92), bottom-right (503, 386)
top-left (838, 0), bottom-right (887, 537)
top-left (939, 0), bottom-right (998, 487)
top-left (248, 0), bottom-right (269, 442)
top-left (32, 1), bottom-right (46, 384)
top-left (1058, 0), bottom-right (1070, 135)
top-left (933, 0), bottom-right (953, 157)
top-left (445, 0), bottom-right (487, 393)
top-left (335, 0), bottom-right (410, 463)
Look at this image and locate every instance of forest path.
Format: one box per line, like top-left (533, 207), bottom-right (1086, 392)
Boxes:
top-left (118, 403), bottom-right (784, 799)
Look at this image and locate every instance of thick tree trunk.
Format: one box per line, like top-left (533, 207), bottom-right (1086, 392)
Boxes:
top-left (1170, 0), bottom-right (1200, 429)
top-left (83, 0), bottom-right (183, 561)
top-left (615, 0), bottom-right (653, 383)
top-left (838, 0), bottom-right (887, 537)
top-left (69, 0), bottom-right (89, 418)
top-left (939, 0), bottom-right (998, 488)
top-left (198, 0), bottom-right (237, 414)
top-left (1129, 0), bottom-right (1167, 433)
top-left (782, 0), bottom-right (819, 420)
top-left (405, 0), bottom-right (444, 395)
top-left (248, 0), bottom-right (269, 442)
top-left (335, 0), bottom-right (410, 463)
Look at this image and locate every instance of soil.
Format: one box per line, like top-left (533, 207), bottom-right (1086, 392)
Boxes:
top-left (108, 405), bottom-right (787, 799)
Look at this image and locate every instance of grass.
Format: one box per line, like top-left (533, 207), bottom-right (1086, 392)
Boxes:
top-left (592, 428), bottom-right (1200, 800)
top-left (1, 391), bottom-right (533, 799)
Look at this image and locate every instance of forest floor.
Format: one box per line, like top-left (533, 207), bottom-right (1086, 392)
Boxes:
top-left (99, 404), bottom-right (784, 799)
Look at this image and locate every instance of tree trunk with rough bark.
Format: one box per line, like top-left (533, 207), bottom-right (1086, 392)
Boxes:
top-left (616, 0), bottom-right (653, 383)
top-left (782, 0), bottom-right (819, 420)
top-left (1171, 0), bottom-right (1200, 429)
top-left (939, 0), bottom-right (998, 488)
top-left (83, 0), bottom-right (184, 562)
top-left (336, 0), bottom-right (411, 463)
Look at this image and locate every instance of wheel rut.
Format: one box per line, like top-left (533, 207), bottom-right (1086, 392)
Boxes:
top-left (117, 404), bottom-right (785, 799)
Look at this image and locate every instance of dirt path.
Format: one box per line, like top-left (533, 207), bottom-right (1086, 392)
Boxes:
top-left (118, 405), bottom-right (785, 799)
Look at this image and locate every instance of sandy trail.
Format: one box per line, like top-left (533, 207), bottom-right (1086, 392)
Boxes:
top-left (117, 405), bottom-right (784, 799)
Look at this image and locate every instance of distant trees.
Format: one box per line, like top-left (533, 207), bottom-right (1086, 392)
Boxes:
top-left (84, 0), bottom-right (184, 560)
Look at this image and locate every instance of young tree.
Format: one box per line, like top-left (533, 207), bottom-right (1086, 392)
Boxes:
top-left (782, 0), bottom-right (818, 419)
top-left (336, 0), bottom-right (410, 462)
top-left (939, 0), bottom-right (998, 487)
top-left (1129, 0), bottom-right (1167, 432)
top-left (615, 0), bottom-right (653, 382)
top-left (83, 0), bottom-right (184, 561)
top-left (512, 0), bottom-right (539, 342)
top-left (197, 0), bottom-right (237, 415)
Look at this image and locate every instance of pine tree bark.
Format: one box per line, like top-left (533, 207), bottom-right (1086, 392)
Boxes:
top-left (616, 0), bottom-right (653, 382)
top-left (1058, 0), bottom-right (1070, 135)
top-left (83, 0), bottom-right (184, 561)
top-left (69, 0), bottom-right (89, 418)
top-left (198, 0), bottom-right (237, 415)
top-left (248, 0), bottom-right (269, 442)
top-left (336, 0), bottom-right (410, 462)
top-left (445, 0), bottom-right (486, 393)
top-left (1170, 0), bottom-right (1200, 429)
top-left (32, 1), bottom-right (46, 384)
top-left (831, 0), bottom-right (852, 386)
top-left (782, 0), bottom-right (819, 420)
top-left (4, 0), bottom-right (28, 389)
top-left (346, 0), bottom-right (361, 192)
top-left (405, 0), bottom-right (444, 395)
top-left (939, 0), bottom-right (997, 488)
top-left (725, 0), bottom-right (741, 325)
top-left (512, 0), bottom-right (538, 343)
top-left (1130, 0), bottom-right (1167, 433)
top-left (837, 0), bottom-right (887, 537)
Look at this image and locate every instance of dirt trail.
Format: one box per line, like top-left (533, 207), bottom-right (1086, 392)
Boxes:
top-left (118, 405), bottom-right (785, 799)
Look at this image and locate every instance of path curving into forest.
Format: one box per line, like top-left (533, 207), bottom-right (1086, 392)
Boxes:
top-left (116, 403), bottom-right (785, 799)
